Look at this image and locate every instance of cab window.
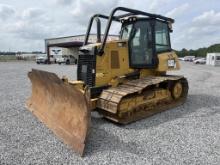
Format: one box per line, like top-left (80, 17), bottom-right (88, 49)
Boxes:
top-left (155, 21), bottom-right (171, 52)
top-left (121, 24), bottom-right (133, 40)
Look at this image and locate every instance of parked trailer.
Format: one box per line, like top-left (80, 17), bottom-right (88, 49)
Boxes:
top-left (206, 53), bottom-right (220, 66)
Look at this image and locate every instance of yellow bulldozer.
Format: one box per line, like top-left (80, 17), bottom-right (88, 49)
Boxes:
top-left (26, 7), bottom-right (188, 156)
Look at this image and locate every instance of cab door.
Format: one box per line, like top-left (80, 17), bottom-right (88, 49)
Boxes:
top-left (128, 20), bottom-right (155, 68)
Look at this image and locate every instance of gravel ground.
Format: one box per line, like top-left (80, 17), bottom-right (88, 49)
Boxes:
top-left (0, 61), bottom-right (220, 165)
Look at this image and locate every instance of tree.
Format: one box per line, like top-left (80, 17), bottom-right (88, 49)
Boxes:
top-left (175, 43), bottom-right (220, 57)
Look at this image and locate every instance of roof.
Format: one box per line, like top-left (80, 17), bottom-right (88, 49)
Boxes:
top-left (45, 34), bottom-right (118, 41)
top-left (45, 34), bottom-right (119, 48)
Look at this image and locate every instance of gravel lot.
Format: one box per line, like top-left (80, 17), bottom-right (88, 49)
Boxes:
top-left (0, 61), bottom-right (220, 164)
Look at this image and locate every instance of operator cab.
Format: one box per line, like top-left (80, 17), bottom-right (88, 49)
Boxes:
top-left (78, 7), bottom-right (175, 87)
top-left (120, 17), bottom-right (172, 68)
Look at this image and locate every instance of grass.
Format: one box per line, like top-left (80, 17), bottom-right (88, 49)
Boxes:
top-left (0, 55), bottom-right (17, 61)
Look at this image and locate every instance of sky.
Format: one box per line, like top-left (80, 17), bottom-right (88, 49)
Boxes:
top-left (0, 0), bottom-right (220, 51)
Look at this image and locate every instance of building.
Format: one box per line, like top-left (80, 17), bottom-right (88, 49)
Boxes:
top-left (206, 53), bottom-right (220, 66)
top-left (45, 34), bottom-right (118, 63)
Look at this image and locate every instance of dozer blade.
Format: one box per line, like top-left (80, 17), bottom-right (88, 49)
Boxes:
top-left (26, 69), bottom-right (90, 156)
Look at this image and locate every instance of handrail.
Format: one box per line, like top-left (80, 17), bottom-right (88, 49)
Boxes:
top-left (83, 7), bottom-right (175, 55)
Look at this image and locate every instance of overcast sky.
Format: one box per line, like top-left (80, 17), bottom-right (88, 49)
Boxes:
top-left (0, 0), bottom-right (220, 51)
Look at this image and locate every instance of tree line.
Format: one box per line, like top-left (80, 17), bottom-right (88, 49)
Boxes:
top-left (175, 43), bottom-right (220, 57)
top-left (0, 52), bottom-right (16, 55)
top-left (0, 51), bottom-right (44, 55)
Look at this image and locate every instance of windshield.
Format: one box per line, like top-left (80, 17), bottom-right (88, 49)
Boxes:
top-left (120, 24), bottom-right (133, 40)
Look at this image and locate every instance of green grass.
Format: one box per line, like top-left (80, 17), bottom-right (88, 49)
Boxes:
top-left (0, 55), bottom-right (17, 61)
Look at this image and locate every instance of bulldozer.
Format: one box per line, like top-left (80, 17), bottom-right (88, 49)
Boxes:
top-left (26, 7), bottom-right (188, 156)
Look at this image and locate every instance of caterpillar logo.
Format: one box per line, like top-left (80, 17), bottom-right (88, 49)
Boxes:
top-left (52, 49), bottom-right (61, 55)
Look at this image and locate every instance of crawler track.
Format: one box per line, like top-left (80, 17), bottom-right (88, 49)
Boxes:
top-left (97, 75), bottom-right (188, 124)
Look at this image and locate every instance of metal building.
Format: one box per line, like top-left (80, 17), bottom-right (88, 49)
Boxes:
top-left (45, 34), bottom-right (118, 63)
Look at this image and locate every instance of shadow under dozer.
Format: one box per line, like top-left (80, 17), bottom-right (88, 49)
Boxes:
top-left (26, 69), bottom-right (90, 156)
